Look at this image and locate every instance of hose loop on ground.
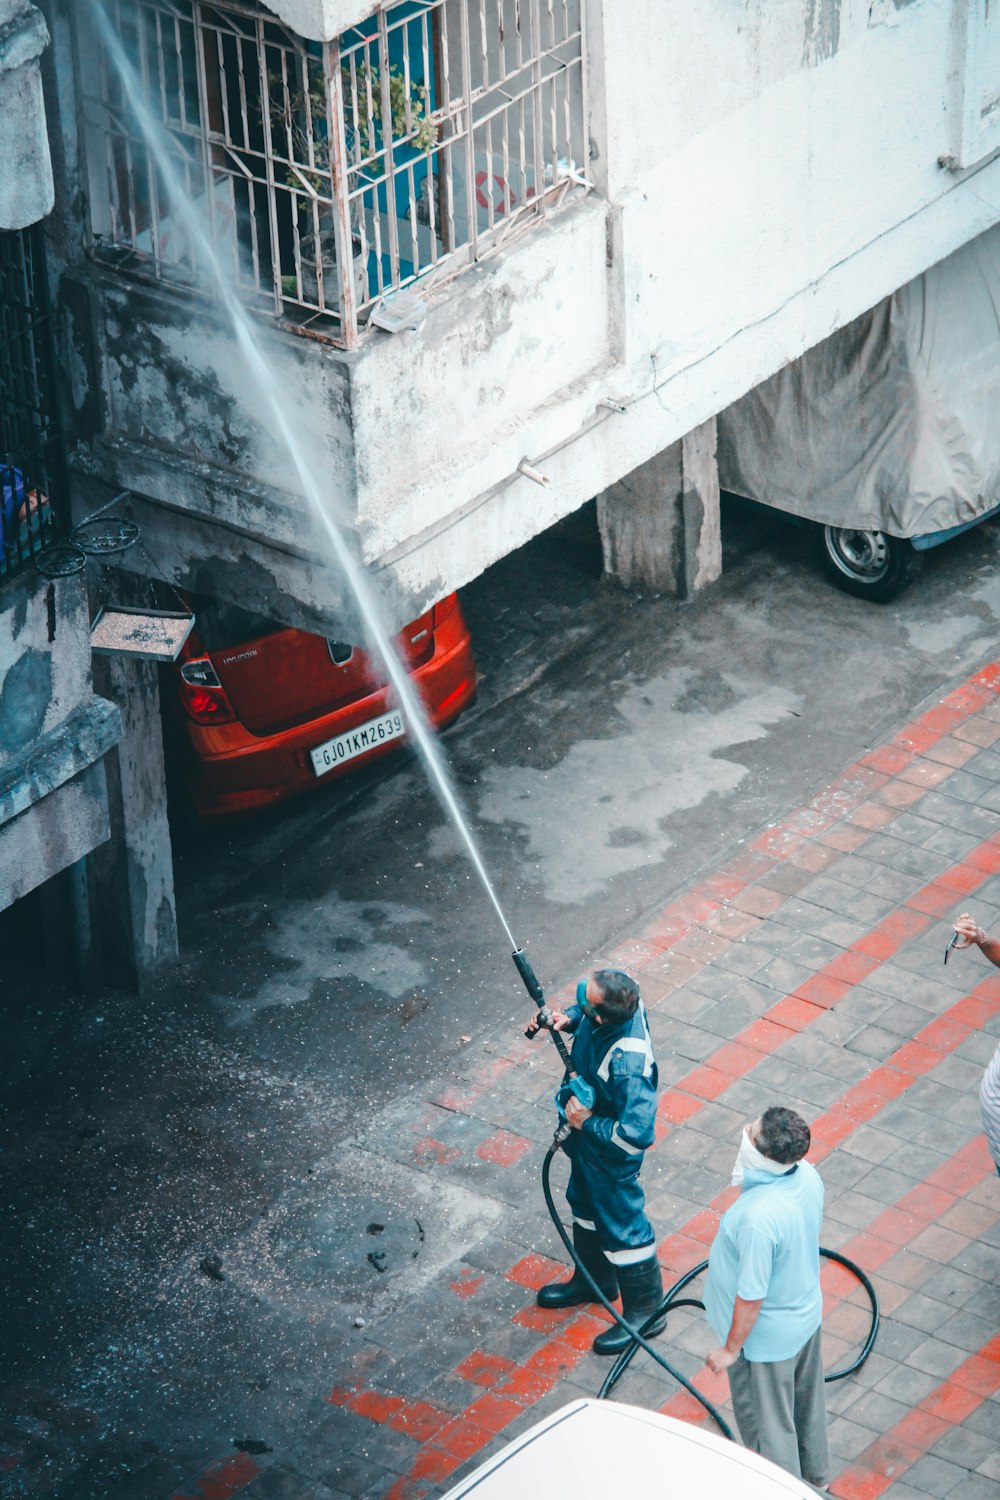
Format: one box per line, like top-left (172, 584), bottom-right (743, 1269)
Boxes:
top-left (541, 1140), bottom-right (734, 1438)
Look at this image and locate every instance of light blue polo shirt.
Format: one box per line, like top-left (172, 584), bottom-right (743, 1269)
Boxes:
top-left (704, 1160), bottom-right (824, 1362)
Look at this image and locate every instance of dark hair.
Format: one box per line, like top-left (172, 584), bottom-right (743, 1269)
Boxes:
top-left (591, 969), bottom-right (640, 1023)
top-left (756, 1106), bottom-right (811, 1165)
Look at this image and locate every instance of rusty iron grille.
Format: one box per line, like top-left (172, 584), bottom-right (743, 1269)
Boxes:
top-left (0, 226), bottom-right (67, 584)
top-left (82, 0), bottom-right (586, 346)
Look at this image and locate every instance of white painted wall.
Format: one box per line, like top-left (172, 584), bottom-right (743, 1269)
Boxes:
top-left (61, 0), bottom-right (1000, 625)
top-left (352, 0), bottom-right (1000, 610)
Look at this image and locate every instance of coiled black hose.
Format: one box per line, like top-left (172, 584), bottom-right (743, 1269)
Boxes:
top-left (541, 1137), bottom-right (880, 1436)
top-left (541, 1139), bottom-right (734, 1437)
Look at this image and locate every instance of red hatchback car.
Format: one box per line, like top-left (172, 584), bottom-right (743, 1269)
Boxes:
top-left (168, 591), bottom-right (477, 819)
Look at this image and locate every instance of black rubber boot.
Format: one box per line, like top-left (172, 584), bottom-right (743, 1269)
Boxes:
top-left (537, 1226), bottom-right (619, 1309)
top-left (591, 1254), bottom-right (665, 1355)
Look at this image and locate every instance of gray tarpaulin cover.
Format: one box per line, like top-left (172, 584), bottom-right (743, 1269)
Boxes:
top-left (717, 224), bottom-right (1000, 539)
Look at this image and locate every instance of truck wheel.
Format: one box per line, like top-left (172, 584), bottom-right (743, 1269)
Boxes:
top-left (819, 526), bottom-right (923, 602)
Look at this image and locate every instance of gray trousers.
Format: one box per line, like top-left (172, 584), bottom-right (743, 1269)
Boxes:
top-left (726, 1325), bottom-right (830, 1488)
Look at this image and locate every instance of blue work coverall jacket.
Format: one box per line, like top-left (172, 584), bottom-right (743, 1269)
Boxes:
top-left (561, 1001), bottom-right (658, 1261)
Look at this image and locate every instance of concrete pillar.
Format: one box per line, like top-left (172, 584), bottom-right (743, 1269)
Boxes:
top-left (89, 650), bottom-right (178, 994)
top-left (0, 1), bottom-right (54, 229)
top-left (597, 417), bottom-right (722, 598)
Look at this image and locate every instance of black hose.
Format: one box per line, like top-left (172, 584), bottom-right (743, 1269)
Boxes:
top-left (817, 1246), bottom-right (881, 1380)
top-left (542, 1141), bottom-right (880, 1434)
top-left (541, 1139), bottom-right (735, 1439)
top-left (599, 1249), bottom-right (880, 1399)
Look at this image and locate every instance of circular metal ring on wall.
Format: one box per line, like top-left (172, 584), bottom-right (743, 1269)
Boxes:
top-left (71, 516), bottom-right (141, 556)
top-left (33, 541), bottom-right (88, 577)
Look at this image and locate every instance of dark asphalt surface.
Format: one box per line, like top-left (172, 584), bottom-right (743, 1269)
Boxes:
top-left (4, 498), bottom-right (1000, 1495)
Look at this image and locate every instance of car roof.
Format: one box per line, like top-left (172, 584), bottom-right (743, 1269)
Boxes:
top-left (439, 1400), bottom-right (816, 1500)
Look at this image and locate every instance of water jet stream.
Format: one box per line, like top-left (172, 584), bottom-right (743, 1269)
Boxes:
top-left (90, 1), bottom-right (519, 955)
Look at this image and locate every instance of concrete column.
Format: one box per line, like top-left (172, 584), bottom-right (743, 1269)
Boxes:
top-left (597, 417), bottom-right (722, 598)
top-left (89, 650), bottom-right (178, 993)
top-left (0, 2), bottom-right (54, 230)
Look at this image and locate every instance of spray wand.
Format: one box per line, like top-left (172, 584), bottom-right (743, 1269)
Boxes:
top-left (511, 949), bottom-right (596, 1131)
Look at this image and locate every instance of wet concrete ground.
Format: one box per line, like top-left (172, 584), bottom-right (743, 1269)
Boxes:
top-left (5, 500), bottom-right (1000, 1496)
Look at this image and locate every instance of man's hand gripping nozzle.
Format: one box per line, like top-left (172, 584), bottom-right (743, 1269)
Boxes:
top-left (512, 948), bottom-right (593, 1143)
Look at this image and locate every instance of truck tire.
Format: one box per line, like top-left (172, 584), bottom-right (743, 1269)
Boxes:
top-left (819, 525), bottom-right (923, 602)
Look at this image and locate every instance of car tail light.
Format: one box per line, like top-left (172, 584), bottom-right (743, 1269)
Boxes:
top-left (178, 657), bottom-right (236, 724)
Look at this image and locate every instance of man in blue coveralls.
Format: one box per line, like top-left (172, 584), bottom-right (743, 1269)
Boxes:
top-left (704, 1106), bottom-right (830, 1490)
top-left (533, 968), bottom-right (664, 1356)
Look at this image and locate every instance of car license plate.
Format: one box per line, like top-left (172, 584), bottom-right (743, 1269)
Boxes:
top-left (310, 709), bottom-right (405, 777)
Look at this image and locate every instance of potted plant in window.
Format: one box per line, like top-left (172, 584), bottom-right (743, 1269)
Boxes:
top-left (271, 58), bottom-right (435, 313)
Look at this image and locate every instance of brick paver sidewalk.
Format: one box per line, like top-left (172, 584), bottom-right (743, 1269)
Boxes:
top-left (175, 663), bottom-right (1000, 1500)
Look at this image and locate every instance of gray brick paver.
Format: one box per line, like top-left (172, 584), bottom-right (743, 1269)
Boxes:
top-left (892, 1295), bottom-right (964, 1337)
top-left (929, 1429), bottom-right (999, 1472)
top-left (903, 1454), bottom-right (971, 1498)
top-left (903, 1336), bottom-right (971, 1381)
top-left (943, 1475), bottom-right (1000, 1500)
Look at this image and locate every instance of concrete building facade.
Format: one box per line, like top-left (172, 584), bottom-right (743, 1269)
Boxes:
top-left (44, 0), bottom-right (1000, 630)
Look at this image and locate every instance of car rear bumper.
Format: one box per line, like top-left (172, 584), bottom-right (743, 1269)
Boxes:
top-left (180, 612), bottom-right (476, 819)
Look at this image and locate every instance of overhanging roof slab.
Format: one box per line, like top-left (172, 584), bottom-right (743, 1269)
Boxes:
top-left (263, 0), bottom-right (374, 42)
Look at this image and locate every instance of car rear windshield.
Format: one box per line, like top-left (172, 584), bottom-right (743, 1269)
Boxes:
top-left (191, 596), bottom-right (282, 652)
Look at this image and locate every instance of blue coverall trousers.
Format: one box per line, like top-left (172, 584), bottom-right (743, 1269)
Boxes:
top-left (565, 1127), bottom-right (655, 1262)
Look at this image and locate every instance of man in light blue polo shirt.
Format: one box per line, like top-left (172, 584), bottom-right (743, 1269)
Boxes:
top-left (704, 1106), bottom-right (829, 1490)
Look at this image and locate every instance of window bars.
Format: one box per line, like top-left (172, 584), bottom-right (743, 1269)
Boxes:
top-left (83, 0), bottom-right (586, 347)
top-left (0, 226), bottom-right (68, 584)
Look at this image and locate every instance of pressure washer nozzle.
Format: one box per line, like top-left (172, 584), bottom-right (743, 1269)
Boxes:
top-left (512, 948), bottom-right (545, 1005)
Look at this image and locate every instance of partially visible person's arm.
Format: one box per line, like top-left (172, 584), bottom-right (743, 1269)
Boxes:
top-left (954, 913), bottom-right (1000, 969)
top-left (705, 1296), bottom-right (763, 1374)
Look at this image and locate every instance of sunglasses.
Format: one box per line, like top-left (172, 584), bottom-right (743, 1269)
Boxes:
top-left (581, 999), bottom-right (603, 1023)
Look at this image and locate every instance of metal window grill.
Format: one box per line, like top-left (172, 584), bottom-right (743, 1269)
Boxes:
top-left (83, 0), bottom-right (586, 347)
top-left (0, 225), bottom-right (68, 585)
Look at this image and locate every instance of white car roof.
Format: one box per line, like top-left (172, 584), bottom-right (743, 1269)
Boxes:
top-left (440, 1399), bottom-right (817, 1500)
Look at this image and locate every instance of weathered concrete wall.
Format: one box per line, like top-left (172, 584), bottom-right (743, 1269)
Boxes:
top-left (353, 198), bottom-right (611, 559)
top-left (0, 1), bottom-right (53, 229)
top-left (60, 200), bottom-right (611, 631)
top-left (48, 0), bottom-right (1000, 628)
top-left (0, 764), bottom-right (108, 908)
top-left (2, 570), bottom-right (95, 753)
top-left (0, 572), bottom-right (121, 907)
top-left (73, 478), bottom-right (375, 640)
top-left (60, 265), bottom-right (374, 632)
top-left (78, 274), bottom-right (357, 537)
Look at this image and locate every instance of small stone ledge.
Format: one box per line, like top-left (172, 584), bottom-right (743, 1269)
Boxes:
top-left (0, 695), bottom-right (123, 826)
